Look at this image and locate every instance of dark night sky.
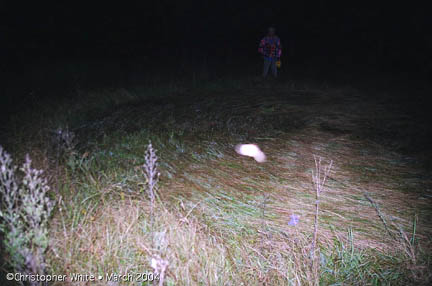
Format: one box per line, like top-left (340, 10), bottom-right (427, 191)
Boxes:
top-left (1, 1), bottom-right (430, 72)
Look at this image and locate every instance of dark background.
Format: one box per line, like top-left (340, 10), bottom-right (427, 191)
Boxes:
top-left (1, 1), bottom-right (431, 122)
top-left (1, 2), bottom-right (431, 73)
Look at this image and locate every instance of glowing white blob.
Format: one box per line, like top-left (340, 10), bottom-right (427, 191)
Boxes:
top-left (235, 144), bottom-right (266, 163)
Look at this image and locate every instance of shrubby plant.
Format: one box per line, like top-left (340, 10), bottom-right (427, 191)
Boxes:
top-left (142, 141), bottom-right (160, 220)
top-left (141, 142), bottom-right (169, 286)
top-left (52, 126), bottom-right (76, 154)
top-left (0, 146), bottom-right (54, 286)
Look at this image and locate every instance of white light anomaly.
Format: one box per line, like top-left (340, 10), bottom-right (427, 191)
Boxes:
top-left (235, 144), bottom-right (266, 163)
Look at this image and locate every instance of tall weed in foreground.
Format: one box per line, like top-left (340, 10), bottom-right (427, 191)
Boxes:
top-left (311, 155), bottom-right (333, 286)
top-left (142, 141), bottom-right (160, 232)
top-left (141, 142), bottom-right (168, 286)
top-left (0, 146), bottom-right (54, 286)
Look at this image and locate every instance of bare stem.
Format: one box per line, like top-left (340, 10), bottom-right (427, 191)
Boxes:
top-left (311, 155), bottom-right (333, 285)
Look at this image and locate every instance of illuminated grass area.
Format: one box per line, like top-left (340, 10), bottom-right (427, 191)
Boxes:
top-left (3, 76), bottom-right (432, 285)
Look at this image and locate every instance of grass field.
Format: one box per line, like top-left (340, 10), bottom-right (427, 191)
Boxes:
top-left (1, 65), bottom-right (432, 285)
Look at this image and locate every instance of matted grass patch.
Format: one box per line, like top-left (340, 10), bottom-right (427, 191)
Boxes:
top-left (2, 77), bottom-right (432, 285)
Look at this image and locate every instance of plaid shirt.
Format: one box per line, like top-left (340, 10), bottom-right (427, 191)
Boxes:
top-left (258, 36), bottom-right (282, 59)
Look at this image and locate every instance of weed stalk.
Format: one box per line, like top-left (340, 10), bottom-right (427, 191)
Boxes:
top-left (311, 155), bottom-right (333, 285)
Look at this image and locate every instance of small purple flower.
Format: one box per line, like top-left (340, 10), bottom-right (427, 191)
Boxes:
top-left (288, 214), bottom-right (300, 226)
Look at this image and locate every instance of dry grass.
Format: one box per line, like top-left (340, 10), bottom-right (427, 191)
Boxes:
top-left (49, 199), bottom-right (233, 285)
top-left (3, 77), bottom-right (432, 285)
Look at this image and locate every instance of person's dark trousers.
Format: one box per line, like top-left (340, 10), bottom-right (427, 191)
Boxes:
top-left (263, 57), bottom-right (277, 78)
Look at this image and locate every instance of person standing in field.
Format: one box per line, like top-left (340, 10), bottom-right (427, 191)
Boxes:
top-left (258, 27), bottom-right (282, 78)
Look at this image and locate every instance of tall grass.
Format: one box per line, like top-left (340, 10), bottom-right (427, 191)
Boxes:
top-left (2, 70), bottom-right (432, 285)
top-left (311, 155), bottom-right (333, 285)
